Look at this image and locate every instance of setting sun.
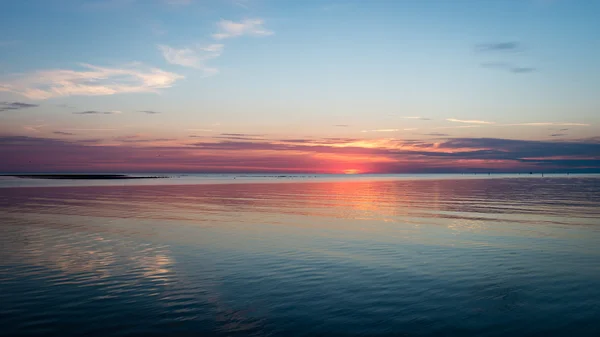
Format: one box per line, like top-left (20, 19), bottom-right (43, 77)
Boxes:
top-left (343, 169), bottom-right (361, 174)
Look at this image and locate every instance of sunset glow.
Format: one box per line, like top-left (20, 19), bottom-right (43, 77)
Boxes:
top-left (343, 169), bottom-right (361, 175)
top-left (0, 1), bottom-right (598, 173)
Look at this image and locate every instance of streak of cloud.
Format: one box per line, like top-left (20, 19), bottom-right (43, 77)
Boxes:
top-left (0, 101), bottom-right (39, 112)
top-left (23, 124), bottom-right (45, 133)
top-left (187, 129), bottom-right (213, 132)
top-left (73, 110), bottom-right (122, 115)
top-left (504, 122), bottom-right (589, 127)
top-left (212, 19), bottom-right (273, 40)
top-left (476, 42), bottom-right (521, 52)
top-left (361, 129), bottom-right (399, 133)
top-left (481, 62), bottom-right (536, 74)
top-left (401, 116), bottom-right (431, 120)
top-left (0, 63), bottom-right (183, 100)
top-left (1, 136), bottom-right (599, 173)
top-left (158, 44), bottom-right (223, 75)
top-left (446, 118), bottom-right (495, 124)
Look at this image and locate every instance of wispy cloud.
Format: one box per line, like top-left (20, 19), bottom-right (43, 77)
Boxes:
top-left (73, 110), bottom-right (122, 115)
top-left (139, 110), bottom-right (161, 114)
top-left (187, 128), bottom-right (213, 132)
top-left (550, 133), bottom-right (567, 137)
top-left (220, 133), bottom-right (264, 137)
top-left (118, 138), bottom-right (176, 143)
top-left (334, 124), bottom-right (349, 127)
top-left (212, 19), bottom-right (273, 40)
top-left (447, 118), bottom-right (495, 125)
top-left (23, 124), bottom-right (45, 133)
top-left (476, 42), bottom-right (522, 52)
top-left (434, 125), bottom-right (481, 130)
top-left (361, 129), bottom-right (399, 133)
top-left (425, 132), bottom-right (450, 137)
top-left (401, 116), bottom-right (431, 120)
top-left (0, 101), bottom-right (39, 112)
top-left (158, 44), bottom-right (223, 75)
top-left (481, 62), bottom-right (536, 74)
top-left (476, 42), bottom-right (535, 74)
top-left (62, 128), bottom-right (117, 131)
top-left (511, 67), bottom-right (536, 73)
top-left (216, 133), bottom-right (265, 140)
top-left (53, 131), bottom-right (75, 136)
top-left (231, 0), bottom-right (250, 9)
top-left (504, 122), bottom-right (589, 127)
top-left (0, 63), bottom-right (183, 100)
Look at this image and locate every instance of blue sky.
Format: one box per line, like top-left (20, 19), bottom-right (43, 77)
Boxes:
top-left (0, 0), bottom-right (599, 173)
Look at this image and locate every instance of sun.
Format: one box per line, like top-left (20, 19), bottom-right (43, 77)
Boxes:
top-left (343, 169), bottom-right (361, 174)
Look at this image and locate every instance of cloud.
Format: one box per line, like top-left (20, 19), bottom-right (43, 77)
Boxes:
top-left (212, 19), bottom-right (273, 40)
top-left (187, 128), bottom-right (213, 132)
top-left (231, 0), bottom-right (249, 9)
top-left (360, 129), bottom-right (399, 133)
top-left (23, 124), bottom-right (45, 133)
top-left (401, 116), bottom-right (431, 120)
top-left (56, 103), bottom-right (75, 109)
top-left (447, 118), bottom-right (494, 124)
top-left (215, 136), bottom-right (265, 141)
top-left (216, 133), bottom-right (265, 141)
top-left (73, 110), bottom-right (122, 115)
top-left (158, 44), bottom-right (223, 75)
top-left (0, 101), bottom-right (39, 112)
top-left (510, 67), bottom-right (536, 73)
top-left (476, 42), bottom-right (521, 52)
top-left (0, 63), bottom-right (183, 100)
top-left (334, 124), bottom-right (349, 127)
top-left (62, 128), bottom-right (117, 131)
top-left (504, 122), bottom-right (589, 127)
top-left (118, 138), bottom-right (176, 143)
top-left (437, 138), bottom-right (600, 163)
top-left (53, 131), bottom-right (75, 136)
top-left (425, 132), bottom-right (449, 137)
top-left (434, 125), bottom-right (481, 130)
top-left (2, 135), bottom-right (599, 173)
top-left (139, 110), bottom-right (161, 114)
top-left (220, 133), bottom-right (264, 137)
top-left (481, 62), bottom-right (536, 74)
top-left (550, 133), bottom-right (566, 137)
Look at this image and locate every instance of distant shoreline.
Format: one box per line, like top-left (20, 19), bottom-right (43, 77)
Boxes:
top-left (4, 174), bottom-right (169, 180)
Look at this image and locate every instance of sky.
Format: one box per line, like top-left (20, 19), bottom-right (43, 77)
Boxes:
top-left (1, 0), bottom-right (599, 173)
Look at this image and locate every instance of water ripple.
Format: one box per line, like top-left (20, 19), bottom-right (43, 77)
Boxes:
top-left (1, 177), bottom-right (600, 336)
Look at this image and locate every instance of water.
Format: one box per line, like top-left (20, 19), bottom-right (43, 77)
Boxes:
top-left (1, 176), bottom-right (599, 336)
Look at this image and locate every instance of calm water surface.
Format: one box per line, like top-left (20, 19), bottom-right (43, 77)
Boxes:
top-left (1, 176), bottom-right (599, 336)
